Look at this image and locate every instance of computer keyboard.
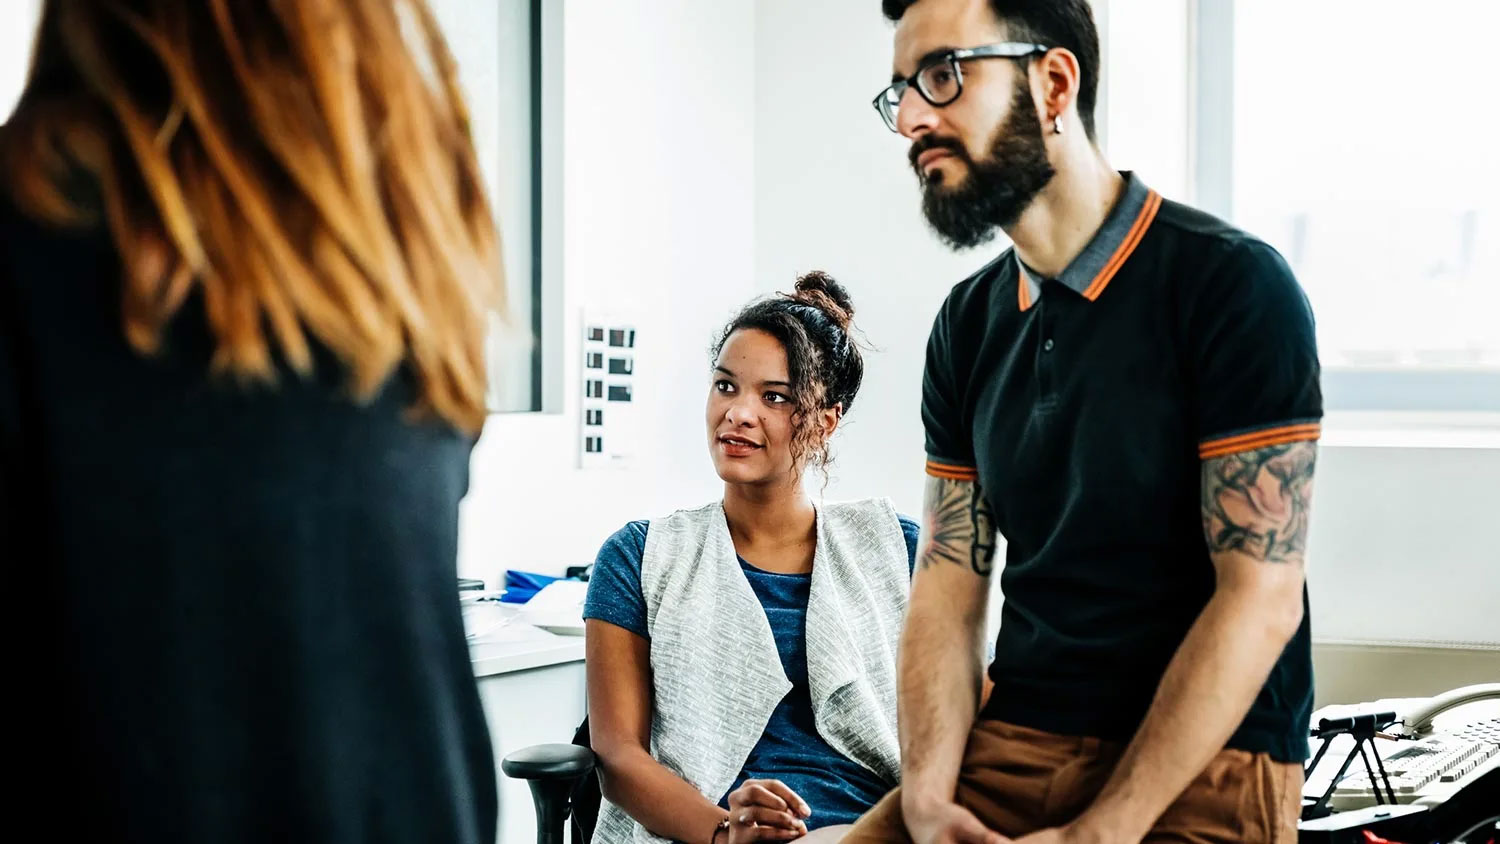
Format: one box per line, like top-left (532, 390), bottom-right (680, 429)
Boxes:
top-left (1328, 719), bottom-right (1500, 811)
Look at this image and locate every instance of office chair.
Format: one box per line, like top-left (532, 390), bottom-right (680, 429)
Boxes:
top-left (502, 718), bottom-right (599, 844)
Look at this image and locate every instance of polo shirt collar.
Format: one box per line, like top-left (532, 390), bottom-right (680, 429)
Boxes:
top-left (1017, 171), bottom-right (1163, 311)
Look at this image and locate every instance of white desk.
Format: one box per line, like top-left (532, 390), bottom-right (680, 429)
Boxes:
top-left (468, 604), bottom-right (587, 844)
top-left (472, 637), bottom-right (586, 678)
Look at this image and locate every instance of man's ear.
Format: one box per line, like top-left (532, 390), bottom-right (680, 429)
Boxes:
top-left (1036, 47), bottom-right (1082, 126)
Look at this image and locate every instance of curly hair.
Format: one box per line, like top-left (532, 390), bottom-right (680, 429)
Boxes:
top-left (713, 271), bottom-right (864, 474)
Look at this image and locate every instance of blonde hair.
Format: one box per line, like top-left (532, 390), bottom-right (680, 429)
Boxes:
top-left (1, 0), bottom-right (504, 433)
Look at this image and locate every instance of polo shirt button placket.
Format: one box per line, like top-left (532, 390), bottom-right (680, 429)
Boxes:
top-left (1036, 298), bottom-right (1057, 405)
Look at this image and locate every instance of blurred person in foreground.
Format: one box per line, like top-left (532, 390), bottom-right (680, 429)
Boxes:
top-left (1, 1), bottom-right (506, 840)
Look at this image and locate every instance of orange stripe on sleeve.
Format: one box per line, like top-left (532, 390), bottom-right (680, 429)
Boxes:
top-left (926, 460), bottom-right (979, 481)
top-left (1198, 423), bottom-right (1322, 459)
top-left (1083, 190), bottom-right (1162, 301)
top-left (1200, 422), bottom-right (1321, 451)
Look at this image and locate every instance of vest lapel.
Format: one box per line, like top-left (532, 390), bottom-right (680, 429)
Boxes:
top-left (806, 508), bottom-right (861, 706)
top-left (804, 500), bottom-right (907, 785)
top-left (639, 504), bottom-right (789, 808)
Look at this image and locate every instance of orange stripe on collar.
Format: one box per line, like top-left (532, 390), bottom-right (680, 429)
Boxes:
top-left (1082, 189), bottom-right (1162, 302)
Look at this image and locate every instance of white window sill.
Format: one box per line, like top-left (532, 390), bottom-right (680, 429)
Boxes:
top-left (1321, 412), bottom-right (1500, 449)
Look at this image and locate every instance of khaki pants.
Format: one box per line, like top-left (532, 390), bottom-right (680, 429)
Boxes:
top-left (846, 720), bottom-right (1302, 844)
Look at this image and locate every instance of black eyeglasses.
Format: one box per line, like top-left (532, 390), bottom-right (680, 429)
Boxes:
top-left (872, 42), bottom-right (1050, 132)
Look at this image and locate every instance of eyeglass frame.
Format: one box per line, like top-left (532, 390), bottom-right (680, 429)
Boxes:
top-left (872, 42), bottom-right (1051, 133)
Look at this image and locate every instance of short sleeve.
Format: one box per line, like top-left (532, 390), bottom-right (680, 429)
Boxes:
top-left (581, 521), bottom-right (651, 638)
top-left (898, 514), bottom-right (921, 576)
top-left (922, 302), bottom-right (977, 481)
top-left (1187, 241), bottom-right (1323, 459)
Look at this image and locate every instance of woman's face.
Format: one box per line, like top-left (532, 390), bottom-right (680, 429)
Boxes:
top-left (707, 329), bottom-right (808, 486)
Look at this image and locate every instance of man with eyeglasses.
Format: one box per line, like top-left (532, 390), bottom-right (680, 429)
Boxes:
top-left (844, 1), bottom-right (1323, 843)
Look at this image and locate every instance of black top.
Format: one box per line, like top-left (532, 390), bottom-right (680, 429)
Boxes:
top-left (922, 173), bottom-right (1322, 762)
top-left (0, 200), bottom-right (496, 841)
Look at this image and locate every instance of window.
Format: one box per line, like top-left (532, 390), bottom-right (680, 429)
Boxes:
top-left (1196, 0), bottom-right (1499, 411)
top-left (425, 0), bottom-right (558, 412)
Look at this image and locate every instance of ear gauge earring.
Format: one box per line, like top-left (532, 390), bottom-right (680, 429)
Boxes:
top-left (1053, 115), bottom-right (1064, 135)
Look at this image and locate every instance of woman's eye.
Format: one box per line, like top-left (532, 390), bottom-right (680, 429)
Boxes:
top-left (715, 380), bottom-right (734, 393)
top-left (764, 392), bottom-right (789, 405)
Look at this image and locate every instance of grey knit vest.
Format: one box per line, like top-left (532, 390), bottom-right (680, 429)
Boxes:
top-left (592, 498), bottom-right (909, 844)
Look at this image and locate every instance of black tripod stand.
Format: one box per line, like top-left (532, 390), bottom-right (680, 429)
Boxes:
top-left (1302, 711), bottom-right (1401, 820)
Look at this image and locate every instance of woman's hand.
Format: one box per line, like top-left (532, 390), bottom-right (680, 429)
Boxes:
top-left (725, 779), bottom-right (812, 842)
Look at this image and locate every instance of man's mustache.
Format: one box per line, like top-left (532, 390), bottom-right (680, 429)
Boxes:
top-left (909, 135), bottom-right (967, 178)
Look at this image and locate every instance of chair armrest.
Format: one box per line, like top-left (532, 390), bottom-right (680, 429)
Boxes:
top-left (501, 743), bottom-right (597, 782)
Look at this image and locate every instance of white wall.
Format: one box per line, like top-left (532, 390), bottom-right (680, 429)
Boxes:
top-left (1097, 0), bottom-right (1191, 200)
top-left (753, 0), bottom-right (994, 523)
top-left (457, 0), bottom-right (759, 583)
top-left (752, 0), bottom-right (1500, 649)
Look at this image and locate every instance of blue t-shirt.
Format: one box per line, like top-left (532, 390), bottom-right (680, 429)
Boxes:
top-left (583, 515), bottom-right (920, 830)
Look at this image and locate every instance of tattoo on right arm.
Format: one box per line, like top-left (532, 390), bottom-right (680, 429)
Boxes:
top-left (920, 476), bottom-right (997, 575)
top-left (1200, 441), bottom-right (1316, 564)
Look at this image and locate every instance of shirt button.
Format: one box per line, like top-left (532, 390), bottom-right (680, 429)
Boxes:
top-left (1043, 338), bottom-right (1055, 352)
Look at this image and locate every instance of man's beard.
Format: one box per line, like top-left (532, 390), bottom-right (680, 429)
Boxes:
top-left (911, 83), bottom-right (1056, 250)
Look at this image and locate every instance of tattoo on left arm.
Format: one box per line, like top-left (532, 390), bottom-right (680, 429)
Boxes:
top-left (1200, 441), bottom-right (1317, 564)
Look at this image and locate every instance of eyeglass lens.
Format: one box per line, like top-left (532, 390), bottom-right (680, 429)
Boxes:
top-left (879, 57), bottom-right (962, 131)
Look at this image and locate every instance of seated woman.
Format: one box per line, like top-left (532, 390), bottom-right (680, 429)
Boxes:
top-left (584, 273), bottom-right (918, 844)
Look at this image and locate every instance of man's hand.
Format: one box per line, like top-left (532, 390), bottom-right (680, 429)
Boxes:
top-left (905, 798), bottom-right (1008, 844)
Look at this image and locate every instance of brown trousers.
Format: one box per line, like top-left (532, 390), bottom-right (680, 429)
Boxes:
top-left (845, 720), bottom-right (1302, 844)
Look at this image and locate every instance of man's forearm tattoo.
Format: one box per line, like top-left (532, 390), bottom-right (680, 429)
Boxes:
top-left (920, 475), bottom-right (998, 575)
top-left (1200, 441), bottom-right (1317, 564)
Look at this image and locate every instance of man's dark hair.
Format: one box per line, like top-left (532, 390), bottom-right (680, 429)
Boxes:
top-left (882, 0), bottom-right (1101, 140)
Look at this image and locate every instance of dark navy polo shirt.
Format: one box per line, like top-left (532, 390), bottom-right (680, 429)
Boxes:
top-left (921, 172), bottom-right (1323, 761)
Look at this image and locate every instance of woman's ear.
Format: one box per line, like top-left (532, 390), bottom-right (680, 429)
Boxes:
top-left (820, 404), bottom-right (843, 440)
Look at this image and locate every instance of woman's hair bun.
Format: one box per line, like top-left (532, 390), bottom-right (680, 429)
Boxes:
top-left (790, 270), bottom-right (855, 331)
